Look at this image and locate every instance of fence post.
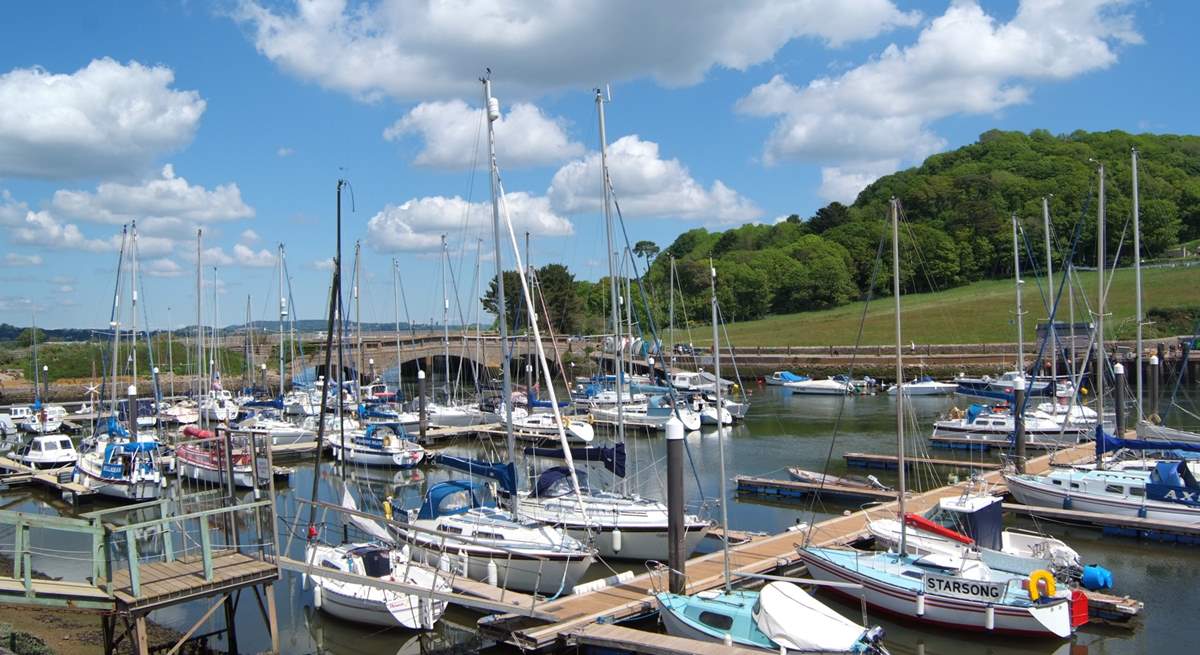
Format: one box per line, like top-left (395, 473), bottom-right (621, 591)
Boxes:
top-left (200, 515), bottom-right (214, 581)
top-left (12, 520), bottom-right (22, 580)
top-left (126, 534), bottom-right (141, 597)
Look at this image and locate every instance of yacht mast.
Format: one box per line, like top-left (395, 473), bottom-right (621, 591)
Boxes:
top-left (711, 260), bottom-right (730, 591)
top-left (596, 88), bottom-right (626, 458)
top-left (442, 234), bottom-right (452, 404)
top-left (279, 244), bottom-right (287, 398)
top-left (393, 259), bottom-right (402, 397)
top-left (195, 230), bottom-right (203, 423)
top-left (110, 227), bottom-right (127, 414)
top-left (1096, 164), bottom-right (1106, 423)
top-left (668, 255), bottom-right (675, 371)
top-left (1011, 213), bottom-right (1025, 374)
top-left (1131, 147), bottom-right (1143, 419)
top-left (1042, 198), bottom-right (1056, 382)
top-left (130, 221), bottom-right (139, 397)
top-left (353, 241), bottom-right (363, 401)
top-left (483, 76), bottom-right (519, 516)
top-left (892, 198), bottom-right (908, 555)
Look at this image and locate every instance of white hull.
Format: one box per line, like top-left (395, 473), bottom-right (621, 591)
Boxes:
top-left (1005, 474), bottom-right (1200, 523)
top-left (566, 523), bottom-right (708, 561)
top-left (787, 379), bottom-right (853, 395)
top-left (330, 440), bottom-right (424, 468)
top-left (406, 541), bottom-right (592, 595)
top-left (800, 550), bottom-right (1072, 638)
top-left (177, 460), bottom-right (265, 488)
top-left (73, 464), bottom-right (163, 501)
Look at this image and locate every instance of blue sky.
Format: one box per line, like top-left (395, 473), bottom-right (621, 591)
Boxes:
top-left (0, 1), bottom-right (1193, 329)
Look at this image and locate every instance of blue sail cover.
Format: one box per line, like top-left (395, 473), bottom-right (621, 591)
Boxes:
top-left (1094, 425), bottom-right (1200, 457)
top-left (242, 397), bottom-right (284, 409)
top-left (1147, 461), bottom-right (1200, 506)
top-left (358, 403), bottom-right (400, 420)
top-left (523, 443), bottom-right (626, 477)
top-left (416, 480), bottom-right (494, 520)
top-left (431, 454), bottom-right (517, 496)
top-left (533, 466), bottom-right (590, 498)
top-left (777, 371), bottom-right (808, 383)
top-left (527, 390), bottom-right (570, 409)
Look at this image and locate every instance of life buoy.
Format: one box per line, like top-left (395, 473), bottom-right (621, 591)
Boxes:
top-left (1027, 569), bottom-right (1056, 602)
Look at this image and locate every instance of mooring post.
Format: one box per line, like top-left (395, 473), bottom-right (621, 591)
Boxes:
top-left (1114, 363), bottom-right (1126, 438)
top-left (224, 592), bottom-right (239, 655)
top-left (1014, 382), bottom-right (1026, 474)
top-left (1182, 341), bottom-right (1192, 384)
top-left (417, 369), bottom-right (428, 442)
top-left (665, 416), bottom-right (685, 594)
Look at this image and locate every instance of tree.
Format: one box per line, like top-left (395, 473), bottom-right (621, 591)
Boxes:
top-left (535, 264), bottom-right (582, 334)
top-left (14, 328), bottom-right (47, 347)
top-left (633, 240), bottom-right (660, 264)
top-left (809, 202), bottom-right (851, 233)
top-left (481, 271), bottom-right (527, 332)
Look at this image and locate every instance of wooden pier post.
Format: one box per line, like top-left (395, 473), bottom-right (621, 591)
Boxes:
top-left (1114, 363), bottom-right (1125, 437)
top-left (1149, 354), bottom-right (1160, 418)
top-left (666, 417), bottom-right (685, 594)
top-left (417, 369), bottom-right (427, 442)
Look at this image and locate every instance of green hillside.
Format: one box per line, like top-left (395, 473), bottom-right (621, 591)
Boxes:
top-left (677, 265), bottom-right (1199, 347)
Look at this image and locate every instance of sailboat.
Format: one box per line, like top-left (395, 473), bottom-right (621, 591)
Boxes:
top-left (798, 199), bottom-right (1087, 639)
top-left (657, 262), bottom-right (887, 653)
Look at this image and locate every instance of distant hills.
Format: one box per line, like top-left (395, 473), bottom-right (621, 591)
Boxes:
top-left (0, 320), bottom-right (454, 343)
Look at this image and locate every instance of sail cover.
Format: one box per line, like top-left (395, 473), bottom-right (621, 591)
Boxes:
top-left (754, 582), bottom-right (867, 652)
top-left (1095, 424), bottom-right (1200, 456)
top-left (522, 443), bottom-right (626, 477)
top-left (430, 454), bottom-right (517, 496)
top-left (341, 488), bottom-right (394, 543)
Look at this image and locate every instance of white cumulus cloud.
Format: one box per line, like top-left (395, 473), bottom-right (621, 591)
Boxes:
top-left (142, 258), bottom-right (184, 278)
top-left (3, 253), bottom-right (42, 267)
top-left (52, 164), bottom-right (254, 225)
top-left (366, 193), bottom-right (572, 253)
top-left (548, 135), bottom-right (760, 224)
top-left (0, 58), bottom-right (205, 179)
top-left (384, 99), bottom-right (583, 169)
top-left (233, 243), bottom-right (277, 267)
top-left (736, 0), bottom-right (1141, 202)
top-left (235, 0), bottom-right (919, 101)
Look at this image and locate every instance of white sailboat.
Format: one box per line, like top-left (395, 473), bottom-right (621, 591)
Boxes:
top-left (799, 199), bottom-right (1087, 639)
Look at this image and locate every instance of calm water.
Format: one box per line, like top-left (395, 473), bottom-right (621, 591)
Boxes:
top-left (4, 384), bottom-right (1198, 655)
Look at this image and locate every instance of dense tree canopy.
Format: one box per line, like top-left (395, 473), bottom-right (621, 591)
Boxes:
top-left (482, 130), bottom-right (1200, 333)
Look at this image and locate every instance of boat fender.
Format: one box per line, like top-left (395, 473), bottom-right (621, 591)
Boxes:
top-left (1080, 564), bottom-right (1113, 591)
top-left (383, 495), bottom-right (393, 521)
top-left (1027, 569), bottom-right (1056, 602)
top-left (985, 604), bottom-right (995, 630)
top-left (611, 527), bottom-right (622, 554)
top-left (722, 634), bottom-right (732, 647)
top-left (312, 584), bottom-right (322, 609)
top-left (487, 559), bottom-right (498, 587)
top-left (460, 550), bottom-right (469, 576)
top-left (916, 592), bottom-right (925, 616)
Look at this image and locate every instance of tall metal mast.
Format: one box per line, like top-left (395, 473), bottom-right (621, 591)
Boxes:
top-left (892, 198), bottom-right (908, 555)
top-left (279, 244), bottom-right (287, 398)
top-left (353, 241), bottom-right (363, 401)
top-left (710, 259), bottom-right (730, 591)
top-left (1131, 147), bottom-right (1144, 418)
top-left (130, 221), bottom-right (139, 396)
top-left (195, 230), bottom-right (203, 422)
top-left (1042, 198), bottom-right (1055, 382)
top-left (393, 258), bottom-right (402, 396)
top-left (596, 88), bottom-right (626, 457)
top-left (483, 75), bottom-right (518, 515)
top-left (668, 255), bottom-right (676, 371)
top-left (336, 180), bottom-right (347, 480)
top-left (1096, 165), bottom-right (1106, 422)
top-left (442, 234), bottom-right (452, 404)
top-left (1011, 213), bottom-right (1025, 374)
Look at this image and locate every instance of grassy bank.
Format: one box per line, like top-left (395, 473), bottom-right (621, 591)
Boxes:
top-left (677, 265), bottom-right (1200, 347)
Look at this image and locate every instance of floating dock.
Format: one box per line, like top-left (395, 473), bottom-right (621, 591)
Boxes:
top-left (843, 451), bottom-right (1001, 471)
top-left (0, 456), bottom-right (95, 502)
top-left (928, 433), bottom-right (1068, 450)
top-left (568, 622), bottom-right (765, 655)
top-left (1002, 502), bottom-right (1200, 545)
top-left (735, 474), bottom-right (897, 502)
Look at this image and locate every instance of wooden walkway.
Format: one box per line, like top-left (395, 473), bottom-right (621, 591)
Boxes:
top-left (107, 551), bottom-right (279, 611)
top-left (0, 456), bottom-right (94, 500)
top-left (568, 623), bottom-right (766, 655)
top-left (485, 442), bottom-right (1097, 651)
top-left (843, 451), bottom-right (1002, 471)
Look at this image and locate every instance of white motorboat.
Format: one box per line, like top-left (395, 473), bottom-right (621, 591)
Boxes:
top-left (786, 376), bottom-right (856, 396)
top-left (511, 467), bottom-right (711, 561)
top-left (236, 413), bottom-right (315, 446)
top-left (932, 403), bottom-right (1090, 446)
top-left (15, 405), bottom-right (67, 433)
top-left (14, 434), bottom-right (78, 469)
top-left (393, 480), bottom-right (595, 595)
top-left (1005, 464), bottom-right (1200, 523)
top-left (160, 400), bottom-right (200, 425)
top-left (73, 439), bottom-right (165, 502)
top-left (305, 541), bottom-right (447, 630)
top-left (589, 395), bottom-right (702, 432)
top-left (507, 408), bottom-right (594, 442)
top-left (199, 389), bottom-right (240, 423)
top-left (887, 376), bottom-right (957, 396)
top-left (867, 491), bottom-right (1081, 577)
top-left (426, 402), bottom-right (496, 427)
top-left (330, 424), bottom-right (425, 468)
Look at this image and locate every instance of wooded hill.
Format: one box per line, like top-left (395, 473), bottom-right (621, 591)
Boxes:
top-left (642, 129), bottom-right (1200, 324)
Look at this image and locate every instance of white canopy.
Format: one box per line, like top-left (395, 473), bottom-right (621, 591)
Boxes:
top-left (754, 582), bottom-right (866, 652)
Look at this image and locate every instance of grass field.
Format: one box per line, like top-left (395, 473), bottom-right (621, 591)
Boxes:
top-left (676, 265), bottom-right (1200, 347)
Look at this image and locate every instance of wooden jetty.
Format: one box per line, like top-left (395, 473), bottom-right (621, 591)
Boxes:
top-left (568, 622), bottom-right (765, 655)
top-left (480, 442), bottom-right (1100, 651)
top-left (735, 474), bottom-right (897, 502)
top-left (0, 455), bottom-right (95, 502)
top-left (843, 451), bottom-right (1001, 471)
